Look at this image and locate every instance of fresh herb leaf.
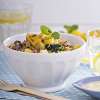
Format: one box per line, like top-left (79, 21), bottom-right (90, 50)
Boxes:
top-left (71, 24), bottom-right (79, 31)
top-left (64, 25), bottom-right (72, 33)
top-left (64, 24), bottom-right (78, 33)
top-left (51, 32), bottom-right (60, 39)
top-left (40, 25), bottom-right (52, 35)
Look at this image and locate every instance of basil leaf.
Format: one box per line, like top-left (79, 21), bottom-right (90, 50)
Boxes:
top-left (40, 25), bottom-right (52, 35)
top-left (51, 32), bottom-right (60, 39)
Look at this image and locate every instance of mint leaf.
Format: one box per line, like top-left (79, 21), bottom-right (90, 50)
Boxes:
top-left (64, 25), bottom-right (72, 33)
top-left (51, 32), bottom-right (60, 39)
top-left (40, 25), bottom-right (52, 35)
top-left (64, 24), bottom-right (78, 33)
top-left (71, 24), bottom-right (79, 31)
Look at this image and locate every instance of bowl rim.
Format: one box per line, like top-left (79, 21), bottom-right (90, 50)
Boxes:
top-left (73, 76), bottom-right (100, 93)
top-left (88, 27), bottom-right (100, 35)
top-left (3, 33), bottom-right (86, 56)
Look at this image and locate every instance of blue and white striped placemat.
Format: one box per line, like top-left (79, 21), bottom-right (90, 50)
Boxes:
top-left (0, 51), bottom-right (96, 100)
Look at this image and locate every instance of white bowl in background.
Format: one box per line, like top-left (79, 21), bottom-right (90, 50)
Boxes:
top-left (3, 33), bottom-right (86, 92)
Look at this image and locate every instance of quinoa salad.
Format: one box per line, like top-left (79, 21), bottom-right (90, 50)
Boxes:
top-left (8, 25), bottom-right (81, 53)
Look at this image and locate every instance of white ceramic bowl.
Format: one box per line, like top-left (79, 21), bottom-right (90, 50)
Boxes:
top-left (3, 33), bottom-right (86, 92)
